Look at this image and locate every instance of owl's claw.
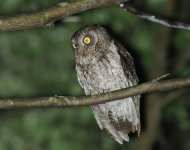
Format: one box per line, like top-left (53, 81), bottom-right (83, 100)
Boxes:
top-left (102, 89), bottom-right (112, 100)
top-left (92, 91), bottom-right (101, 95)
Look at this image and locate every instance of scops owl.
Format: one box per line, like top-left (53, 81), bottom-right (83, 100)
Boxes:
top-left (71, 25), bottom-right (140, 144)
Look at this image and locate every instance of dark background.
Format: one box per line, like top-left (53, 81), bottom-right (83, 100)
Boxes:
top-left (0, 0), bottom-right (190, 150)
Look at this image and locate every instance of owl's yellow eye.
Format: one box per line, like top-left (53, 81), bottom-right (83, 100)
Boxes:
top-left (83, 37), bottom-right (91, 44)
top-left (72, 43), bottom-right (77, 49)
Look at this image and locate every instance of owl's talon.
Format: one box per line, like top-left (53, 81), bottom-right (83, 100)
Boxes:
top-left (102, 89), bottom-right (112, 100)
top-left (92, 91), bottom-right (101, 95)
top-left (57, 2), bottom-right (68, 7)
top-left (108, 91), bottom-right (112, 100)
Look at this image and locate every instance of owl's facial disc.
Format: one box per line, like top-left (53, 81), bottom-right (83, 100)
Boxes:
top-left (72, 26), bottom-right (106, 58)
top-left (81, 31), bottom-right (98, 48)
top-left (72, 35), bottom-right (94, 49)
top-left (72, 31), bottom-right (98, 52)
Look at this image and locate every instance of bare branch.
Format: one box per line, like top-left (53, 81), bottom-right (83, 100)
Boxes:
top-left (120, 2), bottom-right (190, 30)
top-left (0, 0), bottom-right (126, 31)
top-left (1, 0), bottom-right (190, 31)
top-left (151, 73), bottom-right (170, 83)
top-left (0, 77), bottom-right (189, 110)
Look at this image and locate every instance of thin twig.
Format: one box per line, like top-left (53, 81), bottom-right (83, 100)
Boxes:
top-left (0, 77), bottom-right (189, 109)
top-left (151, 73), bottom-right (170, 83)
top-left (120, 2), bottom-right (190, 30)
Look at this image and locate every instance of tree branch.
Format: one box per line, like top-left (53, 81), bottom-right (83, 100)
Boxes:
top-left (1, 1), bottom-right (190, 31)
top-left (120, 2), bottom-right (190, 30)
top-left (0, 77), bottom-right (189, 109)
top-left (0, 0), bottom-right (126, 31)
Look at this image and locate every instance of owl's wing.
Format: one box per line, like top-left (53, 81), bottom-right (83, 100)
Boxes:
top-left (114, 41), bottom-right (138, 84)
top-left (115, 40), bottom-right (141, 135)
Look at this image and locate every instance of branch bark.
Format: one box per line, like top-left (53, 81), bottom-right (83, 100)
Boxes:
top-left (0, 0), bottom-right (126, 31)
top-left (120, 2), bottom-right (190, 30)
top-left (0, 77), bottom-right (189, 109)
top-left (1, 1), bottom-right (190, 31)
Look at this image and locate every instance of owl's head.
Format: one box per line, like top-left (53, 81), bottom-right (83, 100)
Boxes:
top-left (71, 25), bottom-right (111, 54)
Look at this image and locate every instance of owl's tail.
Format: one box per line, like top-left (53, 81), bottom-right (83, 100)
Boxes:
top-left (92, 106), bottom-right (132, 144)
top-left (91, 100), bottom-right (140, 144)
top-left (91, 106), bottom-right (125, 144)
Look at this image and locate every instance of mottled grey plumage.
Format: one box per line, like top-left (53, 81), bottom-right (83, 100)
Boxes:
top-left (71, 25), bottom-right (140, 144)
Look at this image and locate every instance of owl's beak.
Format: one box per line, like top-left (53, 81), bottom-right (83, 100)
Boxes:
top-left (72, 43), bottom-right (78, 49)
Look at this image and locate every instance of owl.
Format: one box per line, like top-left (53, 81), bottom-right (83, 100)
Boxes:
top-left (71, 25), bottom-right (140, 144)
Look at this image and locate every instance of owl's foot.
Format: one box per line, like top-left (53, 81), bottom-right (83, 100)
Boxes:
top-left (91, 91), bottom-right (102, 96)
top-left (102, 89), bottom-right (112, 104)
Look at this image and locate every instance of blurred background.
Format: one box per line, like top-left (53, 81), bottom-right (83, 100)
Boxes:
top-left (0, 0), bottom-right (190, 150)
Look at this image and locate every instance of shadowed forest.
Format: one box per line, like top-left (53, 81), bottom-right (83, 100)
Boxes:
top-left (0, 0), bottom-right (190, 150)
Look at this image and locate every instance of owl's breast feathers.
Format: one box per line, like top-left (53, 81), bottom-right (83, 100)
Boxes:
top-left (75, 41), bottom-right (140, 144)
